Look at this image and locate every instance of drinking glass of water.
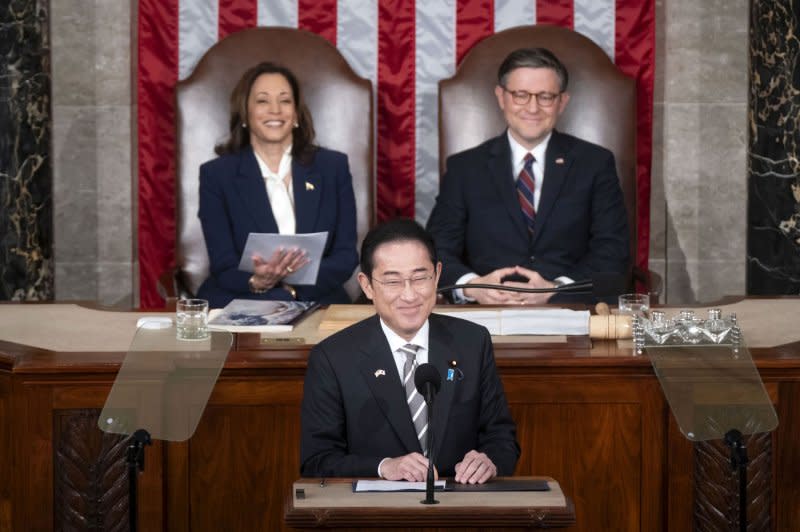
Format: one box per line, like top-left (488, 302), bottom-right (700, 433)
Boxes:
top-left (617, 293), bottom-right (650, 318)
top-left (176, 298), bottom-right (209, 340)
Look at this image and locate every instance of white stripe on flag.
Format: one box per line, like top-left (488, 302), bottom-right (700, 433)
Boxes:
top-left (574, 0), bottom-right (616, 61)
top-left (179, 0), bottom-right (218, 80)
top-left (414, 0), bottom-right (456, 224)
top-left (257, 0), bottom-right (298, 28)
top-left (337, 0), bottom-right (378, 82)
top-left (495, 0), bottom-right (536, 32)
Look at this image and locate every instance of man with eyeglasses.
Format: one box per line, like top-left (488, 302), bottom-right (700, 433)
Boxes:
top-left (426, 47), bottom-right (629, 304)
top-left (300, 218), bottom-right (519, 484)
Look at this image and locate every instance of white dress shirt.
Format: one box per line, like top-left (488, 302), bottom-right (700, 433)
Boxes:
top-left (254, 146), bottom-right (296, 234)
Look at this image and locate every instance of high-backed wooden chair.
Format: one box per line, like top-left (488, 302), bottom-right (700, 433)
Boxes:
top-left (161, 28), bottom-right (374, 302)
top-left (439, 25), bottom-right (660, 299)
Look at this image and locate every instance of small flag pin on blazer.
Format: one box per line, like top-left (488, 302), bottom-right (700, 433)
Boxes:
top-left (305, 181), bottom-right (315, 191)
top-left (555, 157), bottom-right (565, 165)
top-left (374, 369), bottom-right (386, 377)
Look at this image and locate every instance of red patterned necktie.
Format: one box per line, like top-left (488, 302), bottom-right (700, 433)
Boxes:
top-left (517, 153), bottom-right (536, 232)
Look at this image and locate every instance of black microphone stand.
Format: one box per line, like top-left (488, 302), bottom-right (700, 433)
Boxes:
top-left (126, 429), bottom-right (152, 532)
top-left (421, 381), bottom-right (439, 505)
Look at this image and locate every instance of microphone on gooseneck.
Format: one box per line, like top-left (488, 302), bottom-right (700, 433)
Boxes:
top-left (436, 272), bottom-right (630, 299)
top-left (414, 363), bottom-right (442, 505)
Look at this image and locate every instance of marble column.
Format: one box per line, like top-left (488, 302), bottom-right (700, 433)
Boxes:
top-left (0, 0), bottom-right (53, 300)
top-left (747, 0), bottom-right (800, 294)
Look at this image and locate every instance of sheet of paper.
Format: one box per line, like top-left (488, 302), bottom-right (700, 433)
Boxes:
top-left (238, 232), bottom-right (328, 285)
top-left (353, 480), bottom-right (446, 492)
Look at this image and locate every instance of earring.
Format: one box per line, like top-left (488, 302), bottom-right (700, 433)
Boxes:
top-left (242, 123), bottom-right (247, 128)
top-left (293, 122), bottom-right (299, 128)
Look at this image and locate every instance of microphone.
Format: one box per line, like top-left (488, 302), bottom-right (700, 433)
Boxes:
top-left (437, 272), bottom-right (630, 299)
top-left (414, 363), bottom-right (441, 505)
top-left (414, 363), bottom-right (442, 405)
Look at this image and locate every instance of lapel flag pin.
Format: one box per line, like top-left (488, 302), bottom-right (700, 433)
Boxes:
top-left (305, 181), bottom-right (315, 191)
top-left (374, 369), bottom-right (386, 378)
top-left (555, 157), bottom-right (565, 165)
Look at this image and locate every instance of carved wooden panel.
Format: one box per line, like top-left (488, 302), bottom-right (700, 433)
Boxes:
top-left (693, 432), bottom-right (772, 532)
top-left (53, 409), bottom-right (129, 532)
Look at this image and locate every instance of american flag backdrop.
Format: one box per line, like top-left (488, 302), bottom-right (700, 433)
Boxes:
top-left (137, 0), bottom-right (655, 307)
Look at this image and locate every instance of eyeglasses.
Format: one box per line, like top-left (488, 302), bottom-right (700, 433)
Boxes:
top-left (371, 274), bottom-right (436, 293)
top-left (502, 87), bottom-right (561, 107)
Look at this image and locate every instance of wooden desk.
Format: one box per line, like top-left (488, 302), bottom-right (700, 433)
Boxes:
top-left (284, 477), bottom-right (575, 530)
top-left (1, 301), bottom-right (799, 531)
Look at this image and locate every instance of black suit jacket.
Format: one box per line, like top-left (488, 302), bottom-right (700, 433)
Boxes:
top-left (196, 146), bottom-right (358, 307)
top-left (300, 313), bottom-right (520, 478)
top-left (426, 130), bottom-right (630, 288)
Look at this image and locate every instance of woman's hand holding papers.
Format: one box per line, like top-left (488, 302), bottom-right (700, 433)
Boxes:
top-left (250, 247), bottom-right (308, 291)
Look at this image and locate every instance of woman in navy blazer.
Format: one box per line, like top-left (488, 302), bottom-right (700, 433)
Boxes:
top-left (197, 62), bottom-right (358, 307)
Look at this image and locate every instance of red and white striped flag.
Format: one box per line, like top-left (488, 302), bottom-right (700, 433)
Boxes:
top-left (138, 0), bottom-right (655, 307)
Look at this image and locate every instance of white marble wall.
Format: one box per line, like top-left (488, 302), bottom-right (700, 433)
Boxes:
top-left (651, 0), bottom-right (749, 304)
top-left (51, 0), bottom-right (135, 306)
top-left (49, 1), bottom-right (750, 306)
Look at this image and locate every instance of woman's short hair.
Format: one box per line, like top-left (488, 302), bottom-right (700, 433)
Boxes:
top-left (215, 61), bottom-right (317, 163)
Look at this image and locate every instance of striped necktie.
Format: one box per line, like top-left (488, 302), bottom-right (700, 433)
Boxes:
top-left (517, 152), bottom-right (536, 232)
top-left (399, 343), bottom-right (428, 455)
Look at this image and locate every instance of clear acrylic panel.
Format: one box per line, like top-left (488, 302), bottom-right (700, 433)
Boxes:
top-left (636, 309), bottom-right (778, 442)
top-left (98, 324), bottom-right (233, 441)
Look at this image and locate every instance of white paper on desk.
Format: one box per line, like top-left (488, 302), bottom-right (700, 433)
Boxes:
top-left (238, 231), bottom-right (328, 285)
top-left (437, 308), bottom-right (590, 335)
top-left (354, 480), bottom-right (446, 492)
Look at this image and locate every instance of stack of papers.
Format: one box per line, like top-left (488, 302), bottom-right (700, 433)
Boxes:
top-left (437, 308), bottom-right (590, 336)
top-left (208, 300), bottom-right (317, 333)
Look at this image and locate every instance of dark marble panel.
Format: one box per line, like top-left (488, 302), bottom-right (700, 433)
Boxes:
top-left (0, 0), bottom-right (53, 300)
top-left (747, 0), bottom-right (800, 294)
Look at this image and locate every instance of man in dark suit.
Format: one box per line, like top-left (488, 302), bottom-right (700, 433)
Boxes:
top-left (426, 47), bottom-right (629, 305)
top-left (300, 219), bottom-right (519, 483)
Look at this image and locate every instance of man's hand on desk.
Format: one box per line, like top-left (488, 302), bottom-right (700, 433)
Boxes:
top-left (501, 266), bottom-right (556, 305)
top-left (379, 452), bottom-right (438, 482)
top-left (455, 450), bottom-right (498, 484)
top-left (463, 267), bottom-right (524, 304)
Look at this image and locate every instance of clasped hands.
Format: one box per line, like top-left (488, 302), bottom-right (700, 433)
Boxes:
top-left (463, 265), bottom-right (557, 305)
top-left (248, 247), bottom-right (309, 291)
top-left (379, 450), bottom-right (497, 484)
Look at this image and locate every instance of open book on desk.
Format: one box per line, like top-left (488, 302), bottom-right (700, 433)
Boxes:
top-left (208, 299), bottom-right (318, 333)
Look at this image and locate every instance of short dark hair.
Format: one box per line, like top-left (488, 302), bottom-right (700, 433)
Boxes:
top-left (360, 218), bottom-right (437, 278)
top-left (497, 47), bottom-right (569, 92)
top-left (215, 61), bottom-right (317, 164)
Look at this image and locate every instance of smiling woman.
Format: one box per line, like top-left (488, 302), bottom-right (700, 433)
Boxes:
top-left (195, 62), bottom-right (359, 308)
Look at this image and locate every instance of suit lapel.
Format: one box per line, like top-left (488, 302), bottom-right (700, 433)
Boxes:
top-left (427, 316), bottom-right (455, 461)
top-left (488, 134), bottom-right (529, 242)
top-left (357, 316), bottom-right (421, 454)
top-left (532, 130), bottom-right (573, 248)
top-left (232, 148), bottom-right (279, 233)
top-left (291, 158), bottom-right (321, 234)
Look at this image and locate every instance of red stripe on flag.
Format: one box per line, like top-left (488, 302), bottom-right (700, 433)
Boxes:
top-left (455, 0), bottom-right (494, 66)
top-left (615, 0), bottom-right (655, 275)
top-left (536, 0), bottom-right (573, 27)
top-left (219, 0), bottom-right (257, 39)
top-left (138, 0), bottom-right (180, 308)
top-left (299, 0), bottom-right (338, 45)
top-left (377, 0), bottom-right (415, 220)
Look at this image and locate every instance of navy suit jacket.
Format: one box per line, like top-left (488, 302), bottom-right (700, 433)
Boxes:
top-left (197, 146), bottom-right (358, 307)
top-left (300, 313), bottom-right (520, 478)
top-left (426, 130), bottom-right (630, 290)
